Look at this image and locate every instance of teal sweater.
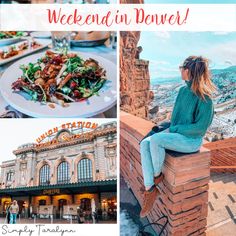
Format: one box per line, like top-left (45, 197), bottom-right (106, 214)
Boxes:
top-left (169, 81), bottom-right (214, 138)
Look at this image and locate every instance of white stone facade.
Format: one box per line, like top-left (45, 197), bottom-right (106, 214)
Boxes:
top-left (0, 122), bottom-right (117, 189)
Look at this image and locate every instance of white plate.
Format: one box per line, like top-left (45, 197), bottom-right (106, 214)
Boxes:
top-left (0, 52), bottom-right (117, 118)
top-left (31, 31), bottom-right (51, 39)
top-left (0, 37), bottom-right (22, 46)
top-left (71, 38), bottom-right (108, 47)
top-left (0, 39), bottom-right (51, 66)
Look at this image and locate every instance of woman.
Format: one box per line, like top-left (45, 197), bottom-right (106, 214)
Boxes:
top-left (91, 198), bottom-right (96, 224)
top-left (9, 200), bottom-right (19, 224)
top-left (140, 56), bottom-right (216, 218)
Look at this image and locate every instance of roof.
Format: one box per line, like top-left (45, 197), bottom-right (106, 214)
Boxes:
top-left (203, 138), bottom-right (236, 172)
top-left (0, 179), bottom-right (117, 197)
top-left (13, 126), bottom-right (117, 155)
top-left (204, 137), bottom-right (236, 150)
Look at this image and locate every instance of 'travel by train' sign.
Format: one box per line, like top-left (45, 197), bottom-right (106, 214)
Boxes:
top-left (36, 121), bottom-right (98, 144)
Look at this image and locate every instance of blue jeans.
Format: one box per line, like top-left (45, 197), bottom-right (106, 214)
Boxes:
top-left (10, 213), bottom-right (17, 224)
top-left (140, 130), bottom-right (202, 188)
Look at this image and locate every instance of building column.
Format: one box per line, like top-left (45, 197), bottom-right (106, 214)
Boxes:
top-left (28, 196), bottom-right (32, 218)
top-left (98, 192), bottom-right (101, 209)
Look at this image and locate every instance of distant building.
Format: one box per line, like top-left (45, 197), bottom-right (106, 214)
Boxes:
top-left (0, 122), bottom-right (117, 220)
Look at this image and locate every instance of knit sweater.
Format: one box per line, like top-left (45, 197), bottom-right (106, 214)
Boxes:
top-left (169, 81), bottom-right (214, 138)
top-left (10, 204), bottom-right (19, 214)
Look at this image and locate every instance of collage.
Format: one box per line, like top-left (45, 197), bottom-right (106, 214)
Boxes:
top-left (0, 0), bottom-right (236, 236)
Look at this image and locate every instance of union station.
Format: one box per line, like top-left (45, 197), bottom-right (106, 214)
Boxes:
top-left (0, 121), bottom-right (117, 222)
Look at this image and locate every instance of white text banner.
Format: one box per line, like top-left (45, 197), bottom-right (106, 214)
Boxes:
top-left (0, 4), bottom-right (236, 31)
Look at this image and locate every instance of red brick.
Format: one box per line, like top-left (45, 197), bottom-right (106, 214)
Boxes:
top-left (120, 111), bottom-right (210, 236)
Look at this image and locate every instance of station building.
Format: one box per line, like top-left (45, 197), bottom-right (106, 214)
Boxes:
top-left (0, 121), bottom-right (117, 220)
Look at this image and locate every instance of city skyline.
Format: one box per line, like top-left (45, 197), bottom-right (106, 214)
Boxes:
top-left (140, 32), bottom-right (236, 80)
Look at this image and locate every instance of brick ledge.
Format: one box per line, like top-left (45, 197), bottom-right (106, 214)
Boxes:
top-left (120, 111), bottom-right (211, 236)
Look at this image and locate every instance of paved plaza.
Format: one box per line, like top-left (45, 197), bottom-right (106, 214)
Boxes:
top-left (207, 173), bottom-right (236, 236)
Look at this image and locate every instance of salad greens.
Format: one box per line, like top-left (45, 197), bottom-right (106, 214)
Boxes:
top-left (12, 51), bottom-right (107, 107)
top-left (0, 31), bottom-right (24, 39)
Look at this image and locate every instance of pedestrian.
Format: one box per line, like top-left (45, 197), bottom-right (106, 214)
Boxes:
top-left (91, 199), bottom-right (96, 224)
top-left (10, 200), bottom-right (19, 224)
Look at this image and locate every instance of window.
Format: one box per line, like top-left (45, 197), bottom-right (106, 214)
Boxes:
top-left (39, 200), bottom-right (46, 206)
top-left (57, 161), bottom-right (70, 184)
top-left (39, 165), bottom-right (50, 185)
top-left (6, 171), bottom-right (14, 182)
top-left (80, 198), bottom-right (91, 211)
top-left (58, 199), bottom-right (67, 212)
top-left (20, 163), bottom-right (27, 170)
top-left (78, 158), bottom-right (93, 182)
top-left (106, 133), bottom-right (115, 143)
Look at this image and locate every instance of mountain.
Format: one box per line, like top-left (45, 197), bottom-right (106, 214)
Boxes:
top-left (211, 66), bottom-right (236, 104)
top-left (151, 65), bottom-right (236, 105)
top-left (151, 76), bottom-right (181, 85)
top-left (149, 65), bottom-right (236, 138)
top-left (211, 65), bottom-right (236, 74)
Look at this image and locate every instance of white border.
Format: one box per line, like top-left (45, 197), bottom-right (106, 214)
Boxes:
top-left (1, 4), bottom-right (236, 31)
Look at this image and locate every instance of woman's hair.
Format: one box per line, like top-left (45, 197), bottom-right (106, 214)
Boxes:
top-left (182, 56), bottom-right (216, 100)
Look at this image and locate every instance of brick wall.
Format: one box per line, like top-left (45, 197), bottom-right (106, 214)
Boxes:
top-left (204, 138), bottom-right (236, 173)
top-left (120, 31), bottom-right (152, 119)
top-left (120, 111), bottom-right (211, 236)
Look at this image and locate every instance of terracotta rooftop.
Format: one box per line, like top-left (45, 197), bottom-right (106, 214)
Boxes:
top-left (204, 138), bottom-right (236, 173)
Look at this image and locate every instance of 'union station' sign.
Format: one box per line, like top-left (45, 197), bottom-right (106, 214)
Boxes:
top-left (36, 121), bottom-right (99, 145)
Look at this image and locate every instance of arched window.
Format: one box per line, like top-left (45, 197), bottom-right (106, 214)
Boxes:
top-left (78, 158), bottom-right (93, 182)
top-left (39, 200), bottom-right (46, 206)
top-left (57, 161), bottom-right (70, 184)
top-left (80, 198), bottom-right (91, 211)
top-left (39, 165), bottom-right (50, 185)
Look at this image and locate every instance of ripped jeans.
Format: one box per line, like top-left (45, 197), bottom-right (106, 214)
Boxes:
top-left (140, 129), bottom-right (202, 188)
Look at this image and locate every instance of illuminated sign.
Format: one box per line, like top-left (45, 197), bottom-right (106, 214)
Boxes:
top-left (36, 121), bottom-right (98, 143)
top-left (42, 189), bottom-right (60, 195)
top-left (35, 132), bottom-right (93, 148)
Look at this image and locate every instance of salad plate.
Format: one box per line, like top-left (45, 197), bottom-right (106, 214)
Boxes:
top-left (0, 51), bottom-right (117, 118)
top-left (0, 38), bottom-right (22, 46)
top-left (0, 31), bottom-right (26, 46)
top-left (0, 39), bottom-right (51, 66)
top-left (30, 32), bottom-right (51, 39)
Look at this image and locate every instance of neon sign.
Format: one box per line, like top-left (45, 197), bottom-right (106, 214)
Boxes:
top-left (36, 121), bottom-right (98, 143)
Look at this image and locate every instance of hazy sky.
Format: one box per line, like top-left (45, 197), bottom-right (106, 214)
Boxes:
top-left (139, 32), bottom-right (236, 79)
top-left (0, 119), bottom-right (115, 163)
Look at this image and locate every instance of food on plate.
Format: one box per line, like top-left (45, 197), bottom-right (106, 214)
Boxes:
top-left (30, 41), bottom-right (42, 49)
top-left (11, 50), bottom-right (107, 107)
top-left (0, 41), bottom-right (42, 60)
top-left (0, 31), bottom-right (24, 39)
